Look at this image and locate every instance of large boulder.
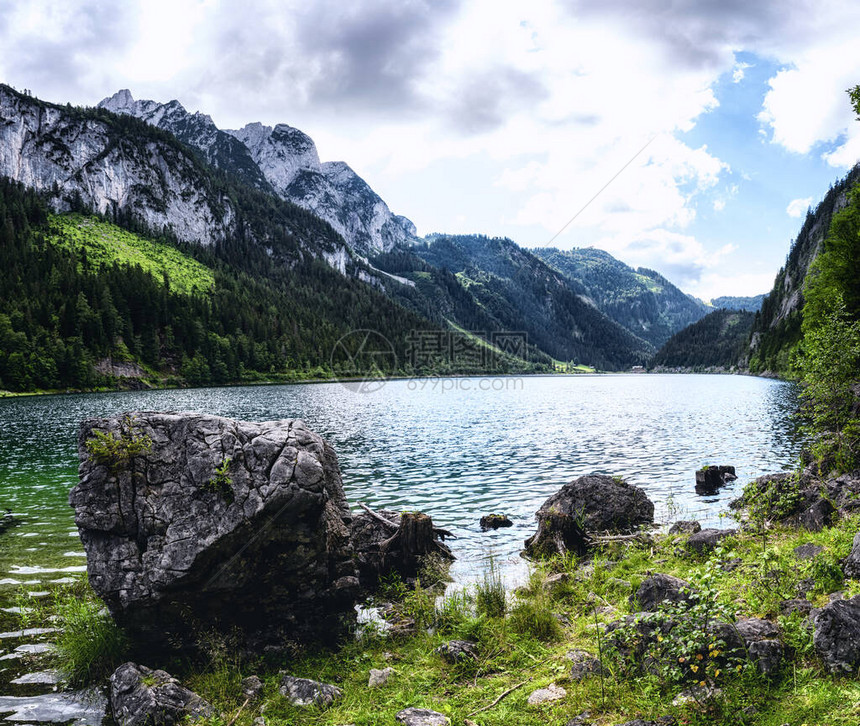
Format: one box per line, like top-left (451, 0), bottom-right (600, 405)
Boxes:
top-left (110, 663), bottom-right (214, 726)
top-left (843, 532), bottom-right (860, 578)
top-left (71, 412), bottom-right (360, 650)
top-left (811, 595), bottom-right (860, 673)
top-left (524, 475), bottom-right (654, 558)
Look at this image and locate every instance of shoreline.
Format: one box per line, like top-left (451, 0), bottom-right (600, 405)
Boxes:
top-left (0, 367), bottom-right (788, 400)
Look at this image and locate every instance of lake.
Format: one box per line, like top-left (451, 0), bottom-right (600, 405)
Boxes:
top-left (0, 374), bottom-right (801, 589)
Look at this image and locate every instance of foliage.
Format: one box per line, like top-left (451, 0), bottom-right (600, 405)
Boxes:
top-left (508, 591), bottom-right (562, 641)
top-left (652, 310), bottom-right (755, 369)
top-left (53, 585), bottom-right (129, 685)
top-left (85, 415), bottom-right (152, 470)
top-left (475, 558), bottom-right (506, 618)
top-left (533, 246), bottom-right (709, 348)
top-left (204, 457), bottom-right (235, 502)
top-left (47, 214), bottom-right (215, 295)
top-left (797, 298), bottom-right (860, 473)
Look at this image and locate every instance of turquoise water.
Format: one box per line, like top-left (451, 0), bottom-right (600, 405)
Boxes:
top-left (0, 374), bottom-right (801, 588)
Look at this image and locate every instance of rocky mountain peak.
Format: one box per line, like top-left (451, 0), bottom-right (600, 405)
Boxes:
top-left (97, 91), bottom-right (416, 255)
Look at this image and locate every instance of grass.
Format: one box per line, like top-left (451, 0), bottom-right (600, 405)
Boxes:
top-left (46, 213), bottom-right (215, 295)
top-left (8, 503), bottom-right (860, 724)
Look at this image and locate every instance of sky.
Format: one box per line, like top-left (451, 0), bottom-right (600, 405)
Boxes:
top-left (2, 0), bottom-right (860, 301)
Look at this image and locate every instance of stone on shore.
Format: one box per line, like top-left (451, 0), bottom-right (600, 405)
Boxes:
top-left (811, 595), bottom-right (860, 673)
top-left (686, 528), bottom-right (736, 555)
top-left (523, 475), bottom-right (654, 558)
top-left (668, 520), bottom-right (701, 535)
top-left (395, 707), bottom-right (450, 726)
top-left (368, 667), bottom-right (394, 688)
top-left (526, 682), bottom-right (566, 705)
top-left (71, 412), bottom-right (360, 650)
top-left (631, 574), bottom-right (697, 612)
top-left (435, 640), bottom-right (478, 664)
top-left (279, 676), bottom-right (343, 707)
top-left (109, 662), bottom-right (214, 726)
top-left (843, 532), bottom-right (860, 578)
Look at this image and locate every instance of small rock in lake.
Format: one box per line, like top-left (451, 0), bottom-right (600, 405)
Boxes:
top-left (526, 682), bottom-right (566, 705)
top-left (279, 675), bottom-right (343, 707)
top-left (368, 667), bottom-right (393, 688)
top-left (480, 514), bottom-right (513, 530)
top-left (695, 465), bottom-right (736, 494)
top-left (395, 707), bottom-right (450, 726)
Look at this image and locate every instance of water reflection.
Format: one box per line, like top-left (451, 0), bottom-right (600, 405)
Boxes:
top-left (0, 374), bottom-right (802, 586)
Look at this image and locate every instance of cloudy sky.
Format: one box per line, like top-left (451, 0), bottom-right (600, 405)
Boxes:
top-left (3, 0), bottom-right (860, 300)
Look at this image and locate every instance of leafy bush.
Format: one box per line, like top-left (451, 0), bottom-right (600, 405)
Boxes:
top-left (85, 415), bottom-right (152, 471)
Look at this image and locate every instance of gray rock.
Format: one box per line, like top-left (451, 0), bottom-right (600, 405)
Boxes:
top-left (480, 514), bottom-right (513, 530)
top-left (0, 690), bottom-right (106, 725)
top-left (618, 719), bottom-right (676, 726)
top-left (779, 598), bottom-right (812, 617)
top-left (435, 640), bottom-right (477, 664)
top-left (631, 574), bottom-right (696, 612)
top-left (564, 712), bottom-right (593, 726)
top-left (843, 532), bottom-right (860, 578)
top-left (279, 676), bottom-right (343, 707)
top-left (695, 465), bottom-right (736, 494)
top-left (367, 667), bottom-right (393, 688)
top-left (734, 618), bottom-right (783, 675)
top-left (71, 413), bottom-right (360, 649)
top-left (526, 682), bottom-right (566, 705)
top-left (686, 528), bottom-right (736, 555)
top-left (668, 520), bottom-right (701, 535)
top-left (240, 676), bottom-right (263, 702)
top-left (109, 662), bottom-right (214, 726)
top-left (798, 499), bottom-right (836, 531)
top-left (794, 543), bottom-right (824, 560)
top-left (811, 595), bottom-right (860, 673)
top-left (566, 649), bottom-right (604, 680)
top-left (524, 475), bottom-right (654, 558)
top-left (395, 707), bottom-right (450, 726)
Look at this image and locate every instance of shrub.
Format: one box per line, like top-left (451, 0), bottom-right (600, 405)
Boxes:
top-left (54, 588), bottom-right (128, 685)
top-left (475, 559), bottom-right (506, 618)
top-left (509, 594), bottom-right (562, 641)
top-left (85, 415), bottom-right (152, 471)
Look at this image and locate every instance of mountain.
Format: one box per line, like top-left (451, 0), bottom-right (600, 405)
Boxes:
top-left (652, 310), bottom-right (755, 370)
top-left (747, 164), bottom-right (860, 374)
top-left (379, 234), bottom-right (655, 369)
top-left (711, 294), bottom-right (765, 312)
top-left (531, 247), bottom-right (709, 347)
top-left (98, 90), bottom-right (416, 256)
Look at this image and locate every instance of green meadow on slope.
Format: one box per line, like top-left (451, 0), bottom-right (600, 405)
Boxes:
top-left (46, 213), bottom-right (215, 295)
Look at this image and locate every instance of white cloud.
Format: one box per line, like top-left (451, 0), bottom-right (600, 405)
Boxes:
top-left (786, 197), bottom-right (813, 218)
top-left (733, 61), bottom-right (752, 83)
top-left (714, 199), bottom-right (726, 211)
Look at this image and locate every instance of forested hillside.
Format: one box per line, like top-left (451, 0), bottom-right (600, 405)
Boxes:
top-left (0, 179), bottom-right (552, 392)
top-left (652, 310), bottom-right (755, 370)
top-left (748, 164), bottom-right (860, 374)
top-left (398, 234), bottom-right (655, 369)
top-left (532, 247), bottom-right (708, 347)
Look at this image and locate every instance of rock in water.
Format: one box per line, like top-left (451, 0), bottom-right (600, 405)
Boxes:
top-left (110, 663), bottom-right (214, 726)
top-left (695, 466), bottom-right (736, 495)
top-left (523, 475), bottom-right (653, 558)
top-left (70, 412), bottom-right (360, 650)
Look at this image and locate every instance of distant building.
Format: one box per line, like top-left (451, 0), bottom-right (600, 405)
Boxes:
top-left (631, 365), bottom-right (645, 373)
